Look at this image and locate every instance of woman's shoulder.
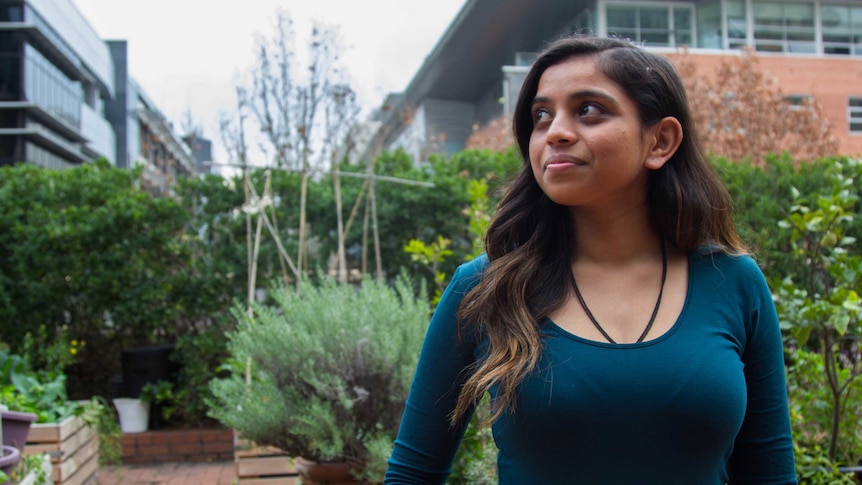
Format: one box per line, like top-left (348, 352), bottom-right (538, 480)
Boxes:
top-left (448, 254), bottom-right (489, 291)
top-left (691, 246), bottom-right (768, 288)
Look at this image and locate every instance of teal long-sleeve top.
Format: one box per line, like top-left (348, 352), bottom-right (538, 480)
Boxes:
top-left (385, 250), bottom-right (797, 484)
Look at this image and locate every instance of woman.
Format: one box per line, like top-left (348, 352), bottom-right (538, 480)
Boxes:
top-left (385, 35), bottom-right (796, 484)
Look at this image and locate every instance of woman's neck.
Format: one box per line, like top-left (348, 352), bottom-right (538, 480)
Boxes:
top-left (569, 204), bottom-right (661, 265)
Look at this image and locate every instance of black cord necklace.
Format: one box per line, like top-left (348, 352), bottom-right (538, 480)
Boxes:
top-left (568, 239), bottom-right (667, 344)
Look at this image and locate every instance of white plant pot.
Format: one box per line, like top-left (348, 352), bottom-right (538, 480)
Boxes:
top-left (113, 398), bottom-right (150, 433)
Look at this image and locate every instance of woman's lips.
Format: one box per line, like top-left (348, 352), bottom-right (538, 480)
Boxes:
top-left (544, 155), bottom-right (585, 172)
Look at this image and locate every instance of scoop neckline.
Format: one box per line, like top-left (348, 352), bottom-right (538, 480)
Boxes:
top-left (544, 251), bottom-right (694, 349)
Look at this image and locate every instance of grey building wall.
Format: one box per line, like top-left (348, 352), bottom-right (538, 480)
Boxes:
top-left (106, 41), bottom-right (129, 168)
top-left (422, 98), bottom-right (476, 157)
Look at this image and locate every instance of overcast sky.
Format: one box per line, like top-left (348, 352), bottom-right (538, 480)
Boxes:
top-left (70, 0), bottom-right (465, 163)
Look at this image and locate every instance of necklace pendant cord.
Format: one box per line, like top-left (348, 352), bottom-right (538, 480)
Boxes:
top-left (569, 239), bottom-right (668, 344)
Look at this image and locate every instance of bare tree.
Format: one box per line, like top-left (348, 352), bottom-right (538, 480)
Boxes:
top-left (242, 11), bottom-right (360, 274)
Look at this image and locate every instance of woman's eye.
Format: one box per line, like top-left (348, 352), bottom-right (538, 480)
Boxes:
top-left (534, 108), bottom-right (551, 123)
top-left (578, 103), bottom-right (603, 117)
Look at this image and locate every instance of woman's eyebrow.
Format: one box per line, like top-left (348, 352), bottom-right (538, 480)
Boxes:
top-left (532, 90), bottom-right (617, 106)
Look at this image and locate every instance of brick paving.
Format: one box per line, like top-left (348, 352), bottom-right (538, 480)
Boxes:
top-left (97, 461), bottom-right (236, 485)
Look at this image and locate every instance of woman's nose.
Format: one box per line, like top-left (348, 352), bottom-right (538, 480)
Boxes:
top-left (546, 114), bottom-right (576, 145)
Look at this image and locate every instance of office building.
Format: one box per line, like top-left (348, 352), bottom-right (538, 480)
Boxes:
top-left (368, 0), bottom-right (862, 162)
top-left (0, 0), bottom-right (201, 193)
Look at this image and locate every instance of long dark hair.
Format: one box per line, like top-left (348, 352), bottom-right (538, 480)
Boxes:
top-left (452, 35), bottom-right (746, 426)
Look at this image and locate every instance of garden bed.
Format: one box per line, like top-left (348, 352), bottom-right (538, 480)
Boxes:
top-left (121, 427), bottom-right (234, 464)
top-left (234, 432), bottom-right (298, 485)
top-left (23, 416), bottom-right (98, 485)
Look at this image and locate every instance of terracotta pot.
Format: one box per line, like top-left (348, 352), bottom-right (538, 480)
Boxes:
top-left (0, 444), bottom-right (21, 484)
top-left (1, 410), bottom-right (37, 454)
top-left (295, 456), bottom-right (361, 485)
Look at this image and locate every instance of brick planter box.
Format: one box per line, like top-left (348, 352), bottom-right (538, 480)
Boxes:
top-left (23, 416), bottom-right (99, 485)
top-left (121, 428), bottom-right (234, 464)
top-left (234, 432), bottom-right (299, 485)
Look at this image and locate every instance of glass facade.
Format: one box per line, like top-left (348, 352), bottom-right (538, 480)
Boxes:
top-left (26, 140), bottom-right (75, 169)
top-left (606, 3), bottom-right (694, 47)
top-left (0, 4), bottom-right (23, 22)
top-left (752, 1), bottom-right (816, 53)
top-left (25, 4), bottom-right (81, 70)
top-left (0, 32), bottom-right (21, 101)
top-left (822, 4), bottom-right (862, 55)
top-left (687, 0), bottom-right (862, 56)
top-left (23, 43), bottom-right (81, 127)
top-left (0, 136), bottom-right (19, 165)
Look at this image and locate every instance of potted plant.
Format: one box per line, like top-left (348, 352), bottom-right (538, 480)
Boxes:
top-left (0, 354), bottom-right (38, 458)
top-left (1, 408), bottom-right (37, 454)
top-left (208, 275), bottom-right (430, 483)
top-left (111, 397), bottom-right (150, 434)
top-left (0, 445), bottom-right (19, 485)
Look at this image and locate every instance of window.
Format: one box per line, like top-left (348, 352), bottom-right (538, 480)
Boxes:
top-left (570, 8), bottom-right (596, 35)
top-left (752, 1), bottom-right (816, 53)
top-left (822, 4), bottom-right (862, 56)
top-left (785, 94), bottom-right (812, 112)
top-left (726, 0), bottom-right (748, 49)
top-left (850, 97), bottom-right (862, 133)
top-left (697, 1), bottom-right (722, 49)
top-left (0, 33), bottom-right (20, 101)
top-left (513, 52), bottom-right (537, 67)
top-left (0, 4), bottom-right (23, 22)
top-left (82, 82), bottom-right (97, 108)
top-left (606, 3), bottom-right (694, 47)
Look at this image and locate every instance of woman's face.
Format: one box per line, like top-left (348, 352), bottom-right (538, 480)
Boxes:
top-left (528, 55), bottom-right (657, 210)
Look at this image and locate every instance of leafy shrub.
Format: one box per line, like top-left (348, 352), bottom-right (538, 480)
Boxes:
top-left (771, 159), bottom-right (861, 465)
top-left (715, 154), bottom-right (862, 282)
top-left (787, 349), bottom-right (862, 470)
top-left (0, 160), bottom-right (191, 397)
top-left (208, 275), bottom-right (430, 482)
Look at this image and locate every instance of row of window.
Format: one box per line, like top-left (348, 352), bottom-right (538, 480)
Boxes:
top-left (26, 140), bottom-right (75, 169)
top-left (25, 3), bottom-right (81, 72)
top-left (605, 0), bottom-right (862, 56)
top-left (23, 43), bottom-right (80, 127)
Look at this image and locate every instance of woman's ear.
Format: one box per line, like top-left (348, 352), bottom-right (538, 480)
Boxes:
top-left (644, 116), bottom-right (683, 170)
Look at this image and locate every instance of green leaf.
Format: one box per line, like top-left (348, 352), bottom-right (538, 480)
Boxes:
top-left (829, 313), bottom-right (850, 335)
top-left (791, 326), bottom-right (813, 347)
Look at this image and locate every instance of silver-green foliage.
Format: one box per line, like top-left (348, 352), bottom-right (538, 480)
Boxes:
top-left (208, 274), bottom-right (429, 479)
